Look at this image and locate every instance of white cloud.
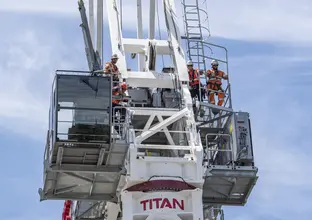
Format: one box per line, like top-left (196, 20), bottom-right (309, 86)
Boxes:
top-left (0, 0), bottom-right (78, 14)
top-left (1, 0), bottom-right (312, 44)
top-left (244, 136), bottom-right (312, 219)
top-left (205, 0), bottom-right (312, 44)
top-left (0, 28), bottom-right (85, 141)
top-left (221, 53), bottom-right (312, 220)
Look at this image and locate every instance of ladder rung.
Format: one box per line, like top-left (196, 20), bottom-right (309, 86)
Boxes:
top-left (189, 46), bottom-right (203, 49)
top-left (189, 46), bottom-right (203, 48)
top-left (181, 36), bottom-right (201, 40)
top-left (189, 48), bottom-right (203, 51)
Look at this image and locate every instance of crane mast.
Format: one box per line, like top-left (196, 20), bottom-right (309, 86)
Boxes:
top-left (39, 1), bottom-right (258, 220)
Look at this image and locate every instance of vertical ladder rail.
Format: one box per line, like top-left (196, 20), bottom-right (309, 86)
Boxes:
top-left (181, 0), bottom-right (212, 121)
top-left (181, 0), bottom-right (211, 71)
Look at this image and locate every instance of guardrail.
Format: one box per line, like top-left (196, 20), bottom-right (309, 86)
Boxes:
top-left (205, 133), bottom-right (234, 168)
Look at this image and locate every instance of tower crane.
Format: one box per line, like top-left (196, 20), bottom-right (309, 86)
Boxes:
top-left (39, 0), bottom-right (258, 219)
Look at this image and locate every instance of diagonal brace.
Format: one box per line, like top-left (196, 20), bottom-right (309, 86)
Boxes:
top-left (135, 108), bottom-right (188, 144)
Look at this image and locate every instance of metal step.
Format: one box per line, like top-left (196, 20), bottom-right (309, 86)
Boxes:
top-left (203, 165), bottom-right (258, 206)
top-left (39, 140), bottom-right (129, 201)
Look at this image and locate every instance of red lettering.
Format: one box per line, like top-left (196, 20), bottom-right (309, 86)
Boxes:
top-left (149, 199), bottom-right (153, 210)
top-left (153, 198), bottom-right (162, 208)
top-left (140, 198), bottom-right (185, 211)
top-left (160, 198), bottom-right (172, 209)
top-left (172, 198), bottom-right (184, 210)
top-left (140, 200), bottom-right (148, 211)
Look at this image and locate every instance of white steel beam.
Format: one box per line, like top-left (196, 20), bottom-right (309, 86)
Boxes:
top-left (156, 115), bottom-right (175, 145)
top-left (97, 0), bottom-right (103, 63)
top-left (106, 202), bottom-right (120, 220)
top-left (135, 108), bottom-right (188, 143)
top-left (106, 0), bottom-right (128, 78)
top-left (137, 0), bottom-right (145, 71)
top-left (163, 0), bottom-right (189, 82)
top-left (123, 38), bottom-right (171, 55)
top-left (126, 71), bottom-right (175, 88)
top-left (149, 0), bottom-right (156, 40)
top-left (129, 108), bottom-right (178, 116)
top-left (143, 114), bottom-right (156, 131)
top-left (89, 0), bottom-right (95, 47)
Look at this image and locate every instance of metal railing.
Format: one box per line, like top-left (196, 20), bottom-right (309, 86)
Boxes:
top-left (205, 133), bottom-right (234, 168)
top-left (57, 107), bottom-right (111, 143)
top-left (196, 42), bottom-right (231, 108)
top-left (43, 70), bottom-right (115, 167)
top-left (195, 99), bottom-right (233, 132)
top-left (186, 42), bottom-right (233, 132)
top-left (132, 129), bottom-right (194, 149)
top-left (43, 129), bottom-right (53, 168)
top-left (181, 0), bottom-right (211, 71)
top-left (205, 207), bottom-right (225, 220)
top-left (111, 106), bottom-right (128, 142)
top-left (55, 69), bottom-right (92, 76)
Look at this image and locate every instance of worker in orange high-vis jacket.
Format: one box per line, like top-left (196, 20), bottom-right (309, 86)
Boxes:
top-left (120, 79), bottom-right (129, 104)
top-left (105, 54), bottom-right (120, 86)
top-left (187, 60), bottom-right (202, 104)
top-left (206, 60), bottom-right (228, 106)
top-left (112, 86), bottom-right (121, 124)
top-left (121, 79), bottom-right (127, 91)
top-left (112, 86), bottom-right (121, 106)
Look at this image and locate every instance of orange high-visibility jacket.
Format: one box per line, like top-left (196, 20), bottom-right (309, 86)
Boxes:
top-left (112, 90), bottom-right (120, 104)
top-left (121, 82), bottom-right (127, 91)
top-left (105, 62), bottom-right (119, 73)
top-left (188, 69), bottom-right (199, 86)
top-left (207, 69), bottom-right (228, 85)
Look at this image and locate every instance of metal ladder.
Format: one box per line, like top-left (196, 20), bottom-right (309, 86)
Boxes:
top-left (181, 0), bottom-right (210, 71)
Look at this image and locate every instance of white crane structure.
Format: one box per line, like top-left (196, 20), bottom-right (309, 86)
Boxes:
top-left (39, 0), bottom-right (258, 219)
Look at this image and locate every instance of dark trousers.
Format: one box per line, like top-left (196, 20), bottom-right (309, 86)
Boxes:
top-left (190, 84), bottom-right (204, 102)
top-left (112, 102), bottom-right (127, 129)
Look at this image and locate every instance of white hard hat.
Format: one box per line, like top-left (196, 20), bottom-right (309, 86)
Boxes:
top-left (211, 59), bottom-right (219, 66)
top-left (111, 54), bottom-right (119, 59)
top-left (186, 60), bottom-right (193, 66)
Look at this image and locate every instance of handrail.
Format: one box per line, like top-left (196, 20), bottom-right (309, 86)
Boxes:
top-left (206, 207), bottom-right (225, 220)
top-left (44, 130), bottom-right (50, 162)
top-left (112, 106), bottom-right (128, 143)
top-left (56, 69), bottom-right (92, 74)
top-left (44, 129), bottom-right (54, 165)
top-left (205, 133), bottom-right (234, 168)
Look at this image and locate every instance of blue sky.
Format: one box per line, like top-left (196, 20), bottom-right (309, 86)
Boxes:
top-left (0, 0), bottom-right (311, 220)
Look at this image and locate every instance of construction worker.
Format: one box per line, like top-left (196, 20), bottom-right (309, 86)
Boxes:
top-left (111, 86), bottom-right (121, 133)
top-left (206, 60), bottom-right (228, 106)
top-left (111, 85), bottom-right (127, 135)
top-left (105, 54), bottom-right (120, 86)
top-left (120, 78), bottom-right (127, 92)
top-left (120, 79), bottom-right (129, 105)
top-left (187, 60), bottom-right (202, 104)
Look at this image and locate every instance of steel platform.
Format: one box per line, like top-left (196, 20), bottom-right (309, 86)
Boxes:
top-left (203, 165), bottom-right (258, 206)
top-left (39, 140), bottom-right (128, 201)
